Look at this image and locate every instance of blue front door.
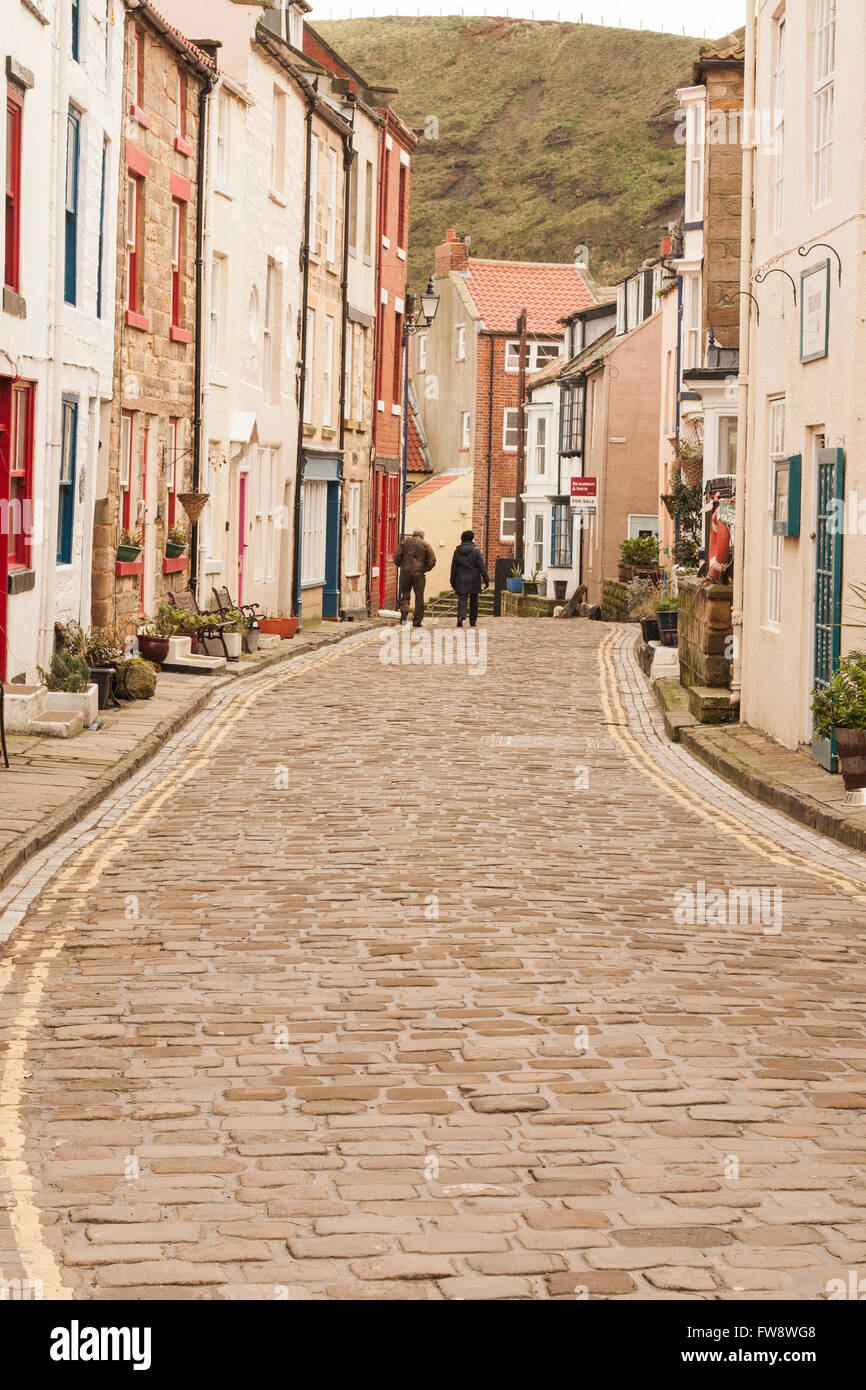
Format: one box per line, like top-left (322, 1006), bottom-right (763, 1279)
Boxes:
top-left (812, 446), bottom-right (845, 771)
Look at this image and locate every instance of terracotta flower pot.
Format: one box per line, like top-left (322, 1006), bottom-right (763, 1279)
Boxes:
top-left (834, 727), bottom-right (866, 791)
top-left (259, 617), bottom-right (298, 640)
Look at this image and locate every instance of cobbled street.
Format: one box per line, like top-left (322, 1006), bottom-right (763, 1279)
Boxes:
top-left (1, 619), bottom-right (865, 1302)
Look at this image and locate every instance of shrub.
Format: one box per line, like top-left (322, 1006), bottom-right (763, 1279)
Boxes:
top-left (39, 648), bottom-right (90, 693)
top-left (620, 535), bottom-right (659, 566)
top-left (812, 652), bottom-right (866, 739)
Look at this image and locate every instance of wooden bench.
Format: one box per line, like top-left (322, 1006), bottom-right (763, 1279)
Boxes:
top-left (168, 589), bottom-right (232, 660)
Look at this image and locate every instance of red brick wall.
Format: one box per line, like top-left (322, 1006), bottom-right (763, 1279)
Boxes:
top-left (472, 333), bottom-right (522, 567)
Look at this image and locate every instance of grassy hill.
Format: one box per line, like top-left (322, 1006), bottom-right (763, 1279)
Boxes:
top-left (316, 15), bottom-right (705, 287)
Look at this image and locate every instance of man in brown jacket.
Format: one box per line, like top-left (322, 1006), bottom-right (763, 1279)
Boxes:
top-left (393, 528), bottom-right (437, 627)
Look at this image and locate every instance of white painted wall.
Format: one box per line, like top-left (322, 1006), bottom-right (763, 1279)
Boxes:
top-left (741, 0), bottom-right (866, 750)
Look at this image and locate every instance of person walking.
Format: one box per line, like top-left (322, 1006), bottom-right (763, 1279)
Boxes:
top-left (393, 528), bottom-right (437, 627)
top-left (450, 529), bottom-right (489, 627)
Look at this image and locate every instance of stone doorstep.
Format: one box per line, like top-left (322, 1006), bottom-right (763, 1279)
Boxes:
top-left (687, 685), bottom-right (738, 725)
top-left (28, 708), bottom-right (85, 739)
top-left (653, 677), bottom-right (698, 744)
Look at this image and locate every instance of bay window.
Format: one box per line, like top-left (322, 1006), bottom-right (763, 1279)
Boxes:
top-left (559, 380), bottom-right (584, 456)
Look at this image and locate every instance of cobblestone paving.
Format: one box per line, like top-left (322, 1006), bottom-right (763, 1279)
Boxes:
top-left (1, 619), bottom-right (865, 1301)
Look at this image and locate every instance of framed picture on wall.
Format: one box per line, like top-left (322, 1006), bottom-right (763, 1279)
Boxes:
top-left (800, 260), bottom-right (830, 363)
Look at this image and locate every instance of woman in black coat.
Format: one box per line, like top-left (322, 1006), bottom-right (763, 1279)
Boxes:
top-left (450, 530), bottom-right (489, 627)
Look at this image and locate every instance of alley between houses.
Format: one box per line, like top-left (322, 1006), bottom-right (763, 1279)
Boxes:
top-left (0, 618), bottom-right (865, 1302)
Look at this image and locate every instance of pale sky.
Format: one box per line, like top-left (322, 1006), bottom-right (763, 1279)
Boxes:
top-left (310, 0), bottom-right (747, 41)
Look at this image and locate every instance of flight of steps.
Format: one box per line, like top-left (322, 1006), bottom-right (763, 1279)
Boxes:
top-left (425, 589), bottom-right (496, 619)
top-left (2, 683), bottom-right (99, 738)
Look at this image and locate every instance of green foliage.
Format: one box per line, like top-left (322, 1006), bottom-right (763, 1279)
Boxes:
top-left (666, 476), bottom-right (703, 568)
top-left (655, 593), bottom-right (679, 613)
top-left (167, 523), bottom-right (188, 547)
top-left (317, 16), bottom-right (699, 285)
top-left (812, 652), bottom-right (866, 739)
top-left (620, 535), bottom-right (659, 566)
top-left (39, 648), bottom-right (91, 693)
top-left (120, 528), bottom-right (142, 548)
top-left (509, 562), bottom-right (523, 577)
top-left (626, 575), bottom-right (654, 618)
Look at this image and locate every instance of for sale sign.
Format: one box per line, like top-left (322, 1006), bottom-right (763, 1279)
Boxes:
top-left (570, 477), bottom-right (598, 510)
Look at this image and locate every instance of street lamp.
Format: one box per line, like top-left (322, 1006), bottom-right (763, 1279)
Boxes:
top-left (400, 279), bottom-right (439, 543)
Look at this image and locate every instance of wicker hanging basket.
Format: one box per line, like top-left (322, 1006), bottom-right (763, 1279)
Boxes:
top-left (677, 455), bottom-right (704, 489)
top-left (178, 492), bottom-right (210, 524)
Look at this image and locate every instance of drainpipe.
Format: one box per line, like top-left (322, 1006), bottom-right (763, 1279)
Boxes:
top-left (191, 65), bottom-right (216, 602)
top-left (483, 334), bottom-right (494, 567)
top-left (336, 129), bottom-right (355, 616)
top-left (577, 372), bottom-right (588, 589)
top-left (292, 91), bottom-right (316, 623)
top-left (731, 0), bottom-right (757, 710)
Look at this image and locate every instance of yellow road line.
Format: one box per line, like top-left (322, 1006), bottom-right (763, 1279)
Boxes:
top-left (0, 631), bottom-right (380, 1299)
top-left (597, 628), bottom-right (866, 905)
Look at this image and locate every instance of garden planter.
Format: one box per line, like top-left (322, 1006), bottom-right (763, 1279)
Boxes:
top-left (640, 616), bottom-right (661, 644)
top-left (90, 666), bottom-right (119, 710)
top-left (656, 609), bottom-right (679, 648)
top-left (117, 544), bottom-right (142, 563)
top-left (259, 617), bottom-right (298, 640)
top-left (165, 542), bottom-right (188, 559)
top-left (505, 578), bottom-right (523, 594)
top-left (45, 683), bottom-right (99, 727)
top-left (223, 631), bottom-right (243, 659)
top-left (137, 635), bottom-right (170, 667)
top-left (523, 581), bottom-right (539, 596)
top-left (834, 728), bottom-right (866, 792)
top-left (553, 580), bottom-right (568, 601)
top-left (243, 626), bottom-right (260, 654)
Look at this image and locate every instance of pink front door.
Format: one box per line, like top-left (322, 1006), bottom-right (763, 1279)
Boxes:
top-left (237, 474), bottom-right (246, 604)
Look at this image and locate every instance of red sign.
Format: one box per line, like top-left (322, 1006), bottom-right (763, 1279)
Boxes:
top-left (571, 477), bottom-right (598, 506)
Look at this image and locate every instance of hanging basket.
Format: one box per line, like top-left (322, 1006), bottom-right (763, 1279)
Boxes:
top-left (672, 455), bottom-right (704, 488)
top-left (177, 492), bottom-right (210, 525)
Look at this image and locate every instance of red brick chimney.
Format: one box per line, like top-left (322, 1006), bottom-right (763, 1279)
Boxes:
top-left (435, 228), bottom-right (469, 275)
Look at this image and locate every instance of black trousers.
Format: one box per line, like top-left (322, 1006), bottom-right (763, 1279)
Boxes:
top-left (457, 592), bottom-right (479, 625)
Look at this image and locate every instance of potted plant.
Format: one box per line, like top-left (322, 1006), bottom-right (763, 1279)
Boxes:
top-left (524, 568), bottom-right (546, 597)
top-left (506, 562), bottom-right (524, 595)
top-left (654, 593), bottom-right (679, 647)
top-left (812, 652), bottom-right (866, 795)
top-left (627, 576), bottom-right (660, 643)
top-left (619, 535), bottom-right (660, 583)
top-left (137, 616), bottom-right (172, 668)
top-left (80, 626), bottom-right (126, 709)
top-left (117, 528), bottom-right (143, 562)
top-left (165, 523), bottom-right (188, 559)
top-left (259, 614), bottom-right (299, 640)
top-left (203, 605), bottom-right (244, 659)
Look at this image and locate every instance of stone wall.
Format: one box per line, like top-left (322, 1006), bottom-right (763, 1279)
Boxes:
top-left (601, 580), bottom-right (629, 623)
top-left (502, 591), bottom-right (559, 618)
top-left (677, 575), bottom-right (733, 689)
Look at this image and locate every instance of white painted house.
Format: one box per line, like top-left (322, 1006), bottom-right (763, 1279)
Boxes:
top-left (740, 0), bottom-right (866, 762)
top-left (1, 0), bottom-right (123, 683)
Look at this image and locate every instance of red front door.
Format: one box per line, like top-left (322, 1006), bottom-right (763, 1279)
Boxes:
top-left (237, 473), bottom-right (247, 604)
top-left (376, 472), bottom-right (399, 609)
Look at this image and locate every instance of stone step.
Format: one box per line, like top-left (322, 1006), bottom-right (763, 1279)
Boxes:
top-left (29, 708), bottom-right (85, 739)
top-left (166, 635), bottom-right (193, 662)
top-left (688, 684), bottom-right (738, 725)
top-left (161, 652), bottom-right (227, 676)
top-left (257, 633), bottom-right (281, 649)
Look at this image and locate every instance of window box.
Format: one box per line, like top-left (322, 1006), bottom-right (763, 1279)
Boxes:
top-left (117, 544), bottom-right (142, 563)
top-left (125, 309), bottom-right (150, 332)
top-left (116, 559), bottom-right (143, 578)
top-left (170, 325), bottom-right (191, 344)
top-left (130, 105), bottom-right (150, 129)
top-left (163, 555), bottom-right (188, 574)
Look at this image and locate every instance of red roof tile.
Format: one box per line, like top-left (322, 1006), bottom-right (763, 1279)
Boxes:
top-left (406, 411), bottom-right (431, 474)
top-left (407, 469), bottom-right (471, 505)
top-left (463, 258), bottom-right (595, 335)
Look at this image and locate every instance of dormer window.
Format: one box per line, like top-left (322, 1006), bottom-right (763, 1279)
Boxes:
top-left (288, 4), bottom-right (304, 50)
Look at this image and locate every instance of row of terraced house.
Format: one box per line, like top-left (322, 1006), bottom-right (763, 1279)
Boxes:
top-left (0, 0), bottom-right (416, 686)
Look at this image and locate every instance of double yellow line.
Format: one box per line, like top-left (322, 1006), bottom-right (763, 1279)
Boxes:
top-left (0, 633), bottom-right (380, 1299)
top-left (597, 627), bottom-right (866, 904)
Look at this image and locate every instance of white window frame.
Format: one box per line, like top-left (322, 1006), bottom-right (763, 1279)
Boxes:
top-left (326, 147), bottom-right (338, 263)
top-left (270, 87), bottom-right (286, 195)
top-left (686, 99), bottom-right (706, 222)
top-left (323, 314), bottom-right (335, 428)
top-left (616, 284), bottom-right (627, 336)
top-left (504, 339), bottom-right (561, 373)
top-left (683, 273), bottom-right (702, 373)
top-left (500, 497), bottom-right (516, 543)
top-left (209, 254), bottom-right (224, 372)
top-left (456, 324), bottom-right (466, 361)
top-left (772, 14), bottom-right (786, 233)
top-left (345, 480), bottom-right (361, 575)
top-left (304, 307), bottom-right (315, 424)
top-left (533, 413), bottom-right (548, 477)
top-left (301, 478), bottom-right (327, 586)
top-left (215, 92), bottom-right (228, 179)
top-left (767, 397), bottom-right (786, 627)
top-left (502, 408), bottom-right (520, 453)
top-left (309, 134), bottom-right (319, 256)
top-left (531, 511), bottom-right (545, 574)
top-left (418, 333), bottom-right (427, 371)
top-left (813, 0), bottom-right (835, 209)
top-left (460, 411), bottom-right (471, 450)
top-left (626, 277), bottom-right (640, 331)
top-left (355, 324), bottom-right (365, 421)
top-left (344, 320), bottom-right (353, 421)
top-left (263, 262), bottom-right (278, 399)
